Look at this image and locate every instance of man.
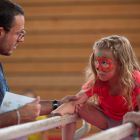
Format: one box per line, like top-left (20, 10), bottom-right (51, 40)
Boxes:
top-left (0, 0), bottom-right (79, 128)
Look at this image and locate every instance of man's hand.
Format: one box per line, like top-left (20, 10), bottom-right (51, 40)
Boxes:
top-left (59, 95), bottom-right (80, 106)
top-left (123, 111), bottom-right (140, 127)
top-left (18, 96), bottom-right (41, 124)
top-left (39, 95), bottom-right (80, 116)
top-left (123, 111), bottom-right (140, 136)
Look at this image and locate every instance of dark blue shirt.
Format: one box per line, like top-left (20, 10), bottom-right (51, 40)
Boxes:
top-left (0, 62), bottom-right (10, 106)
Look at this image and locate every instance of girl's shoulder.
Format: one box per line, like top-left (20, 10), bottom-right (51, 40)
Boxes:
top-left (132, 70), bottom-right (140, 88)
top-left (133, 70), bottom-right (140, 79)
top-left (83, 78), bottom-right (106, 90)
top-left (94, 79), bottom-right (107, 91)
top-left (132, 70), bottom-right (140, 94)
top-left (82, 78), bottom-right (94, 90)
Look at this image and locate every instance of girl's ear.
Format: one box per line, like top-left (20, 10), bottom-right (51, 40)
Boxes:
top-left (0, 27), bottom-right (5, 37)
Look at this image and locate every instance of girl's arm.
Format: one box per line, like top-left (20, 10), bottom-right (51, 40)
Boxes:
top-left (51, 91), bottom-right (88, 115)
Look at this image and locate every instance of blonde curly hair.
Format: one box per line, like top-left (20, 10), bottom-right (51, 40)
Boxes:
top-left (83, 35), bottom-right (140, 110)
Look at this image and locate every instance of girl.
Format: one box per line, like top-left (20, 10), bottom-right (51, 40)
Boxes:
top-left (51, 35), bottom-right (140, 140)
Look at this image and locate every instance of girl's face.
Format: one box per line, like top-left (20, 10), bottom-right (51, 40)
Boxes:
top-left (94, 49), bottom-right (121, 82)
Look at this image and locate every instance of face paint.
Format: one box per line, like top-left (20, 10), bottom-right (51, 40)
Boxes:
top-left (94, 52), bottom-right (114, 72)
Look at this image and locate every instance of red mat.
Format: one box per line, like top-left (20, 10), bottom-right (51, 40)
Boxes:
top-left (48, 136), bottom-right (61, 140)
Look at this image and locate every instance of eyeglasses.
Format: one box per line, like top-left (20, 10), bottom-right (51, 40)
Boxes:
top-left (5, 27), bottom-right (26, 40)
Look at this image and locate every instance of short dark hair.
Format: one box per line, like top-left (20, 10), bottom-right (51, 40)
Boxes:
top-left (0, 0), bottom-right (24, 32)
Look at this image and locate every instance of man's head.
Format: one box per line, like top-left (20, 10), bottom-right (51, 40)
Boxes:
top-left (0, 0), bottom-right (25, 56)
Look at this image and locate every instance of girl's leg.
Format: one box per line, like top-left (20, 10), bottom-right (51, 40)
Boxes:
top-left (78, 101), bottom-right (108, 130)
top-left (62, 122), bottom-right (76, 140)
top-left (62, 101), bottom-right (108, 140)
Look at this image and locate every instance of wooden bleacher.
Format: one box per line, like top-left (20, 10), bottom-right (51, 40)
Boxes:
top-left (0, 0), bottom-right (140, 138)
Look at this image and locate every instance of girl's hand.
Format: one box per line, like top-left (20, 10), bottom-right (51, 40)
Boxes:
top-left (74, 101), bottom-right (87, 113)
top-left (75, 103), bottom-right (84, 113)
top-left (50, 111), bottom-right (65, 129)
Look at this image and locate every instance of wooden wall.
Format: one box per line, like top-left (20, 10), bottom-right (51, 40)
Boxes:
top-left (0, 0), bottom-right (140, 137)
